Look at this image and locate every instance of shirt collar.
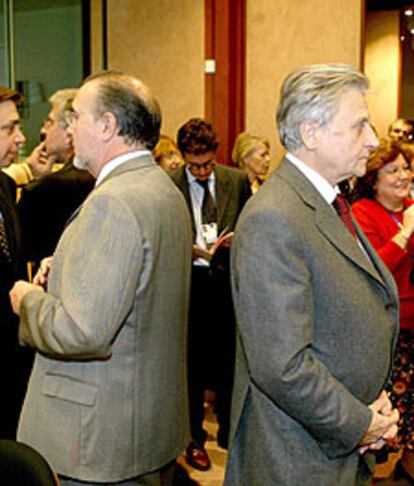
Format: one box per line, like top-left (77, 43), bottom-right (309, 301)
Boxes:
top-left (95, 150), bottom-right (151, 187)
top-left (286, 152), bottom-right (338, 205)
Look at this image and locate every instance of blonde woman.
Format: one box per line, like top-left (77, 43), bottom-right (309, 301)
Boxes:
top-left (231, 132), bottom-right (270, 192)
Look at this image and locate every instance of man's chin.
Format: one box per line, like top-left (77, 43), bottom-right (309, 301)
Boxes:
top-left (0, 154), bottom-right (17, 168)
top-left (354, 162), bottom-right (368, 178)
top-left (73, 156), bottom-right (88, 170)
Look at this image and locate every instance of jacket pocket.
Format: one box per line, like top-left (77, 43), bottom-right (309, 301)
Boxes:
top-left (42, 374), bottom-right (98, 406)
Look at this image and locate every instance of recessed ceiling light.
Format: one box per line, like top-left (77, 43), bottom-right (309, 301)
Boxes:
top-left (405, 8), bottom-right (414, 16)
top-left (410, 27), bottom-right (414, 34)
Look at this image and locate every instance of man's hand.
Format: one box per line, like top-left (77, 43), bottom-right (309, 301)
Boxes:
top-left (26, 143), bottom-right (56, 178)
top-left (359, 391), bottom-right (399, 454)
top-left (9, 280), bottom-right (44, 315)
top-left (33, 256), bottom-right (53, 288)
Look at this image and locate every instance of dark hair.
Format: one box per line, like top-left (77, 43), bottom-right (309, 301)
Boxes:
top-left (177, 118), bottom-right (219, 156)
top-left (352, 137), bottom-right (411, 200)
top-left (0, 85), bottom-right (23, 104)
top-left (83, 71), bottom-right (161, 150)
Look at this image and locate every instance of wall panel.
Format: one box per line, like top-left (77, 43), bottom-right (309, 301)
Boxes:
top-left (245, 0), bottom-right (363, 169)
top-left (364, 10), bottom-right (400, 138)
top-left (106, 0), bottom-right (204, 139)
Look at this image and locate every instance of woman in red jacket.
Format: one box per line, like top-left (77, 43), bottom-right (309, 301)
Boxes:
top-left (352, 137), bottom-right (414, 480)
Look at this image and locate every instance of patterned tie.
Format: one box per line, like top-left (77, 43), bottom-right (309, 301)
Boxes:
top-left (0, 214), bottom-right (11, 262)
top-left (332, 193), bottom-right (357, 239)
top-left (196, 179), bottom-right (217, 224)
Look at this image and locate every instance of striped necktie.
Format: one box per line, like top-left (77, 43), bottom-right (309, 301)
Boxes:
top-left (196, 179), bottom-right (217, 224)
top-left (332, 193), bottom-right (357, 239)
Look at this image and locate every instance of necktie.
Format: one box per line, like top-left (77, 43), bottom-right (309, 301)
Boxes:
top-left (332, 193), bottom-right (357, 239)
top-left (197, 179), bottom-right (217, 224)
top-left (0, 214), bottom-right (11, 262)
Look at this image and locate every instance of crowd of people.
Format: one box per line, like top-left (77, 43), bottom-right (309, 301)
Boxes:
top-left (0, 63), bottom-right (414, 485)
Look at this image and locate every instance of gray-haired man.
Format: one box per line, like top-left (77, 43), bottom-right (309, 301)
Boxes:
top-left (225, 64), bottom-right (399, 485)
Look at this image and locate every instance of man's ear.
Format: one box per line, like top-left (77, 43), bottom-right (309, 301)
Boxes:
top-left (299, 121), bottom-right (322, 151)
top-left (100, 112), bottom-right (118, 141)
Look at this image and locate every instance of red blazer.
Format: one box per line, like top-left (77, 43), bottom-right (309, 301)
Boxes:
top-left (352, 197), bottom-right (414, 330)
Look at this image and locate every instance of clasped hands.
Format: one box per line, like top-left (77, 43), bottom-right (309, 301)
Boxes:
top-left (359, 390), bottom-right (399, 455)
top-left (9, 257), bottom-right (52, 315)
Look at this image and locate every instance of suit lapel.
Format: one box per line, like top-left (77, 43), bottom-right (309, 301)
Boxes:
top-left (215, 165), bottom-right (231, 232)
top-left (277, 159), bottom-right (388, 289)
top-left (314, 197), bottom-right (385, 284)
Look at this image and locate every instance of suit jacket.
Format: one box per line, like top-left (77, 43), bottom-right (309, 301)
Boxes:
top-left (225, 159), bottom-right (399, 486)
top-left (0, 171), bottom-right (23, 346)
top-left (16, 155), bottom-right (192, 482)
top-left (18, 160), bottom-right (95, 267)
top-left (0, 172), bottom-right (32, 439)
top-left (170, 163), bottom-right (252, 240)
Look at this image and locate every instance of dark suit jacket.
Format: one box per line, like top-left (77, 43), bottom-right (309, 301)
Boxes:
top-left (225, 159), bottom-right (399, 486)
top-left (0, 172), bottom-right (22, 291)
top-left (18, 160), bottom-right (94, 267)
top-left (170, 164), bottom-right (252, 242)
top-left (171, 163), bottom-right (251, 385)
top-left (0, 171), bottom-right (31, 438)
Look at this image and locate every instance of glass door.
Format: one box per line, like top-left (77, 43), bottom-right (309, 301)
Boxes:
top-left (0, 0), bottom-right (12, 86)
top-left (1, 0), bottom-right (87, 154)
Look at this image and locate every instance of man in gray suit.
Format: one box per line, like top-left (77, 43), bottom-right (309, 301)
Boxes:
top-left (9, 71), bottom-right (192, 485)
top-left (225, 64), bottom-right (400, 486)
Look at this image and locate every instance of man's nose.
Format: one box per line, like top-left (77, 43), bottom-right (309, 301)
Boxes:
top-left (14, 126), bottom-right (26, 145)
top-left (366, 124), bottom-right (379, 149)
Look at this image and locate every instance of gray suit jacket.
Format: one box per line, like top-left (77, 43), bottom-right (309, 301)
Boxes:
top-left (225, 159), bottom-right (399, 486)
top-left (17, 155), bottom-right (192, 482)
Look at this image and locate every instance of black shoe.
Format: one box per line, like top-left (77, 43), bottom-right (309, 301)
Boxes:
top-left (185, 442), bottom-right (211, 471)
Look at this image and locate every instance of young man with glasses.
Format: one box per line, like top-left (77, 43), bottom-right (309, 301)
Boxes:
top-left (171, 117), bottom-right (251, 471)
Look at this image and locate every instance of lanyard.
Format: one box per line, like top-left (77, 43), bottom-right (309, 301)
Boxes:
top-left (385, 209), bottom-right (402, 229)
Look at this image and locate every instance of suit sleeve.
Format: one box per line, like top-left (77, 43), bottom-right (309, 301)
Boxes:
top-left (232, 207), bottom-right (372, 458)
top-left (18, 193), bottom-right (143, 359)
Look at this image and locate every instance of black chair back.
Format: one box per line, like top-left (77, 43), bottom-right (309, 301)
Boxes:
top-left (0, 440), bottom-right (58, 485)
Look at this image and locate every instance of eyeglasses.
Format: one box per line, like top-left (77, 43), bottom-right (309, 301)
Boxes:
top-left (64, 109), bottom-right (91, 126)
top-left (391, 128), bottom-right (411, 136)
top-left (187, 159), bottom-right (215, 172)
top-left (42, 116), bottom-right (61, 129)
top-left (381, 166), bottom-right (412, 177)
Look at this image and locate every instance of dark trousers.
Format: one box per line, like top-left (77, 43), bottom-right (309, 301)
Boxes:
top-left (0, 308), bottom-right (33, 439)
top-left (187, 264), bottom-right (236, 448)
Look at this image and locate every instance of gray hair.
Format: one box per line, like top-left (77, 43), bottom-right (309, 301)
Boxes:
top-left (276, 64), bottom-right (369, 151)
top-left (49, 88), bottom-right (78, 128)
top-left (83, 71), bottom-right (161, 150)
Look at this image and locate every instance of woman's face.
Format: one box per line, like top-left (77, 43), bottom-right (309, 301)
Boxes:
top-left (158, 150), bottom-right (183, 174)
top-left (243, 142), bottom-right (270, 177)
top-left (375, 154), bottom-right (412, 206)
